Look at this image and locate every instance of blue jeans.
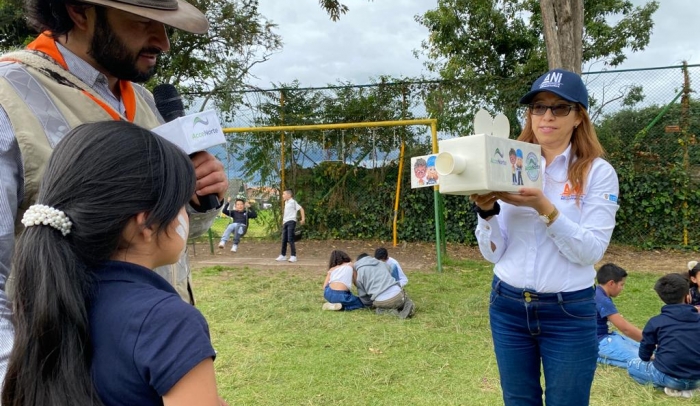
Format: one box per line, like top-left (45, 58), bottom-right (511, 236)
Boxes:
top-left (220, 223), bottom-right (246, 244)
top-left (324, 286), bottom-right (364, 311)
top-left (489, 276), bottom-right (597, 406)
top-left (627, 358), bottom-right (700, 391)
top-left (598, 332), bottom-right (640, 368)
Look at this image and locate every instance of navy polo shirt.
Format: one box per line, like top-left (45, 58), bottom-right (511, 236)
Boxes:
top-left (89, 261), bottom-right (216, 406)
top-left (595, 285), bottom-right (618, 340)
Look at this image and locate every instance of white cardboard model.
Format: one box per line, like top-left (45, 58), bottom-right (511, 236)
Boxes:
top-left (434, 109), bottom-right (542, 195)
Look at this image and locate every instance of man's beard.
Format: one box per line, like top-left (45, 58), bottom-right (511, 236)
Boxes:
top-left (88, 9), bottom-right (160, 83)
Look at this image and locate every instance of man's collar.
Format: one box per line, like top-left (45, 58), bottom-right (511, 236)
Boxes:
top-left (54, 41), bottom-right (107, 90)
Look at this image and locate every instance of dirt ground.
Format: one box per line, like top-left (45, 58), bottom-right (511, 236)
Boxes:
top-left (188, 239), bottom-right (692, 275)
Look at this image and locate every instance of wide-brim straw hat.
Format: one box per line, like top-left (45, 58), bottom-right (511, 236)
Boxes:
top-left (80, 0), bottom-right (209, 34)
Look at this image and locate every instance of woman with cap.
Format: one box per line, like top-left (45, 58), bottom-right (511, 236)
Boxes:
top-left (471, 68), bottom-right (619, 406)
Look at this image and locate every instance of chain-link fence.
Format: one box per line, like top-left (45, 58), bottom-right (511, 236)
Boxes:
top-left (197, 64), bottom-right (700, 249)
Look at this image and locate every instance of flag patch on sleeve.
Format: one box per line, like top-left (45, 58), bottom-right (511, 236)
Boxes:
top-left (602, 193), bottom-right (618, 203)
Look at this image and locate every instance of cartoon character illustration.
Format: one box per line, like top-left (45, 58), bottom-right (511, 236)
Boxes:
top-left (425, 155), bottom-right (439, 185)
top-left (515, 149), bottom-right (524, 185)
top-left (509, 148), bottom-right (517, 185)
top-left (413, 158), bottom-right (427, 186)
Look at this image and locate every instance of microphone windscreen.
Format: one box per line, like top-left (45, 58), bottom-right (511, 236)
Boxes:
top-left (153, 84), bottom-right (185, 123)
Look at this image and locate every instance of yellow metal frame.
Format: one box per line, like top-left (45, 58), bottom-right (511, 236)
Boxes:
top-left (223, 118), bottom-right (443, 272)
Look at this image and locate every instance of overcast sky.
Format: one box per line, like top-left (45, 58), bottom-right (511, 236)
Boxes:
top-left (247, 0), bottom-right (699, 89)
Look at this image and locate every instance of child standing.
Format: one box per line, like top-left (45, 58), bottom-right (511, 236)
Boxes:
top-left (218, 197), bottom-right (257, 252)
top-left (322, 250), bottom-right (364, 311)
top-left (374, 247), bottom-right (408, 287)
top-left (276, 189), bottom-right (305, 263)
top-left (3, 122), bottom-right (224, 406)
top-left (595, 263), bottom-right (643, 368)
top-left (627, 273), bottom-right (700, 398)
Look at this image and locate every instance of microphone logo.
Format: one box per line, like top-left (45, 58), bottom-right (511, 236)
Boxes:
top-left (193, 116), bottom-right (210, 127)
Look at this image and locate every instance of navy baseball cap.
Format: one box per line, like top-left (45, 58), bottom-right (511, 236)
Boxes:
top-left (519, 68), bottom-right (589, 110)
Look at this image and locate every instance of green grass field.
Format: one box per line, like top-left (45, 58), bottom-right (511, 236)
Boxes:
top-left (192, 257), bottom-right (693, 405)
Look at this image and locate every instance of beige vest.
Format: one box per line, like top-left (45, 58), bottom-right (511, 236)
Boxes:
top-left (0, 50), bottom-right (194, 303)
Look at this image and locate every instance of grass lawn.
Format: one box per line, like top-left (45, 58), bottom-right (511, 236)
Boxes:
top-left (192, 257), bottom-right (691, 405)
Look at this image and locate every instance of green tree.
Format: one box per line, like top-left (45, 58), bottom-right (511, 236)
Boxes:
top-left (416, 0), bottom-right (659, 136)
top-left (151, 0), bottom-right (281, 121)
top-left (0, 0), bottom-right (281, 121)
top-left (596, 98), bottom-right (700, 247)
top-left (0, 0), bottom-right (33, 51)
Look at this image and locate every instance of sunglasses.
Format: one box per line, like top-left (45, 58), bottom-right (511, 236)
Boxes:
top-left (529, 103), bottom-right (578, 117)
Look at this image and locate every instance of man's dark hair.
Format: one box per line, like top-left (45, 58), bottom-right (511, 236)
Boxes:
top-left (374, 247), bottom-right (388, 261)
top-left (235, 198), bottom-right (245, 204)
top-left (654, 273), bottom-right (690, 305)
top-left (356, 253), bottom-right (369, 262)
top-left (596, 263), bottom-right (628, 285)
top-left (25, 0), bottom-right (87, 37)
top-left (284, 188), bottom-right (294, 197)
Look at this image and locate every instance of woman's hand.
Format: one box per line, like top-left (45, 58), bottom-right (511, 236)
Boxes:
top-left (495, 188), bottom-right (552, 215)
top-left (469, 193), bottom-right (498, 211)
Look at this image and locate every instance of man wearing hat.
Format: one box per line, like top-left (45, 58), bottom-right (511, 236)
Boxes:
top-left (0, 0), bottom-right (227, 385)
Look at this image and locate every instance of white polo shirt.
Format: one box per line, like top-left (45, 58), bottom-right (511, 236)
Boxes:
top-left (283, 198), bottom-right (302, 223)
top-left (475, 144), bottom-right (619, 293)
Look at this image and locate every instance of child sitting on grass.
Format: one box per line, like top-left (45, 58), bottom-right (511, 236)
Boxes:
top-left (627, 273), bottom-right (700, 398)
top-left (687, 261), bottom-right (700, 308)
top-left (595, 263), bottom-right (642, 368)
top-left (321, 250), bottom-right (364, 311)
top-left (354, 253), bottom-right (415, 319)
top-left (374, 247), bottom-right (408, 287)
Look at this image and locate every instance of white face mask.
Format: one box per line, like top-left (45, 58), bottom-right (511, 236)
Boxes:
top-left (175, 213), bottom-right (188, 243)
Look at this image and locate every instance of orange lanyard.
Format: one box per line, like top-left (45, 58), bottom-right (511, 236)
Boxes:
top-left (26, 33), bottom-right (136, 122)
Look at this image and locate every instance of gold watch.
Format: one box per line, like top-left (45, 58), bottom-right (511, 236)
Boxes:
top-left (539, 207), bottom-right (559, 225)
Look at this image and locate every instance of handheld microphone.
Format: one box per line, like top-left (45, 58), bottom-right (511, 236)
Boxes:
top-left (153, 84), bottom-right (185, 122)
top-left (152, 84), bottom-right (224, 212)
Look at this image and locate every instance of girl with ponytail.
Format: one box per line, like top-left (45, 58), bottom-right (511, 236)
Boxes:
top-left (3, 121), bottom-right (224, 406)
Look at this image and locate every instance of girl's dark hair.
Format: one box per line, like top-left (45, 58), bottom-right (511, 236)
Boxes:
top-left (25, 0), bottom-right (86, 37)
top-left (689, 262), bottom-right (700, 288)
top-left (2, 121), bottom-right (196, 406)
top-left (328, 250), bottom-right (351, 269)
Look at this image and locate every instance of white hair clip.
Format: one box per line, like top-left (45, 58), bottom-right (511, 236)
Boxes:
top-left (21, 204), bottom-right (72, 236)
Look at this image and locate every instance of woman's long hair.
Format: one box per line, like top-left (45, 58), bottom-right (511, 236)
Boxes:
top-left (2, 121), bottom-right (196, 406)
top-left (518, 106), bottom-right (604, 202)
top-left (328, 250), bottom-right (351, 269)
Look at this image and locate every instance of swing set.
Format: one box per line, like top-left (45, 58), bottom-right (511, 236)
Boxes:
top-left (222, 118), bottom-right (446, 272)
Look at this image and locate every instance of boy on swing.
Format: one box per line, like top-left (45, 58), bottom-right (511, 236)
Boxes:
top-left (218, 197), bottom-right (257, 252)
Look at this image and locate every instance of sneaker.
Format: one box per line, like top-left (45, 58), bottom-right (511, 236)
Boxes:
top-left (665, 387), bottom-right (693, 398)
top-left (322, 302), bottom-right (342, 311)
top-left (218, 241), bottom-right (225, 249)
top-left (288, 256), bottom-right (297, 263)
top-left (231, 244), bottom-right (238, 252)
top-left (275, 255), bottom-right (286, 261)
top-left (398, 297), bottom-right (416, 319)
